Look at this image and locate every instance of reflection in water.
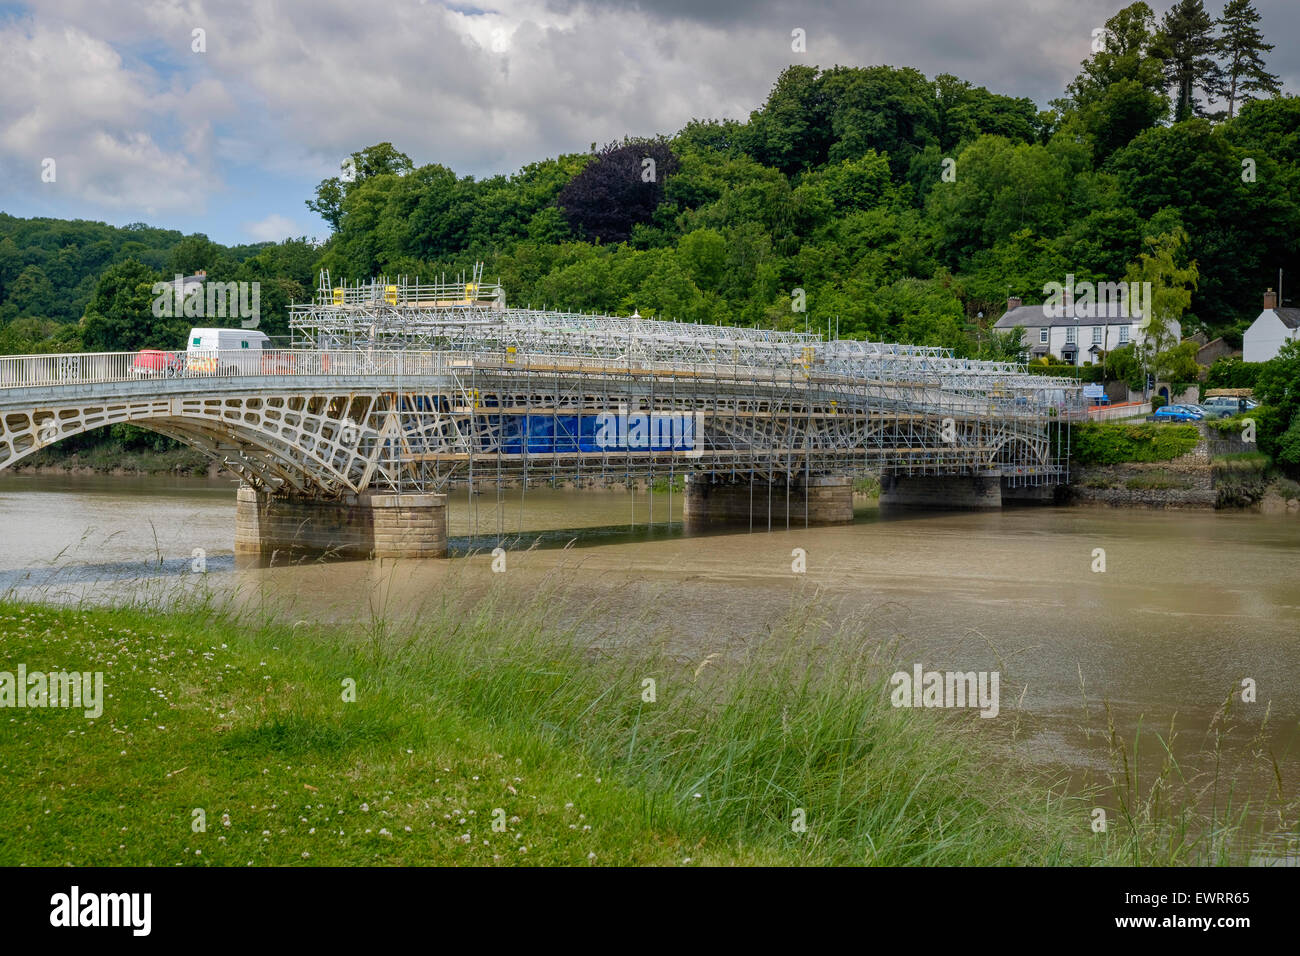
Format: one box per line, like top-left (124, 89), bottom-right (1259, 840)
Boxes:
top-left (2, 472), bottom-right (1298, 844)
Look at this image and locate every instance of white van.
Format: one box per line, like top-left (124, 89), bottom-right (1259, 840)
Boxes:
top-left (186, 328), bottom-right (269, 376)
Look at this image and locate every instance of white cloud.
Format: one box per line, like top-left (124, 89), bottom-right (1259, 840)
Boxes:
top-left (242, 213), bottom-right (307, 242)
top-left (2, 0), bottom-right (1297, 230)
top-left (0, 15), bottom-right (212, 214)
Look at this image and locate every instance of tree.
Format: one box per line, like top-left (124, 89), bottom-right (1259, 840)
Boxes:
top-left (822, 65), bottom-right (939, 178)
top-left (1152, 0), bottom-right (1227, 122)
top-left (1255, 339), bottom-right (1300, 423)
top-left (1216, 0), bottom-right (1280, 119)
top-left (6, 266), bottom-right (56, 319)
top-left (926, 136), bottom-right (1068, 264)
top-left (1110, 120), bottom-right (1299, 325)
top-left (741, 65), bottom-right (833, 175)
top-left (165, 234), bottom-right (221, 276)
top-left (1060, 3), bottom-right (1169, 160)
top-left (1254, 340), bottom-right (1300, 470)
top-left (80, 259), bottom-right (183, 352)
top-left (932, 74), bottom-right (1038, 152)
top-left (558, 139), bottom-right (680, 244)
top-left (306, 143), bottom-right (414, 231)
top-left (1123, 228), bottom-right (1198, 388)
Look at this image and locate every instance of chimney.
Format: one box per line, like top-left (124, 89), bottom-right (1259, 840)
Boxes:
top-left (195, 270), bottom-right (207, 278)
top-left (1007, 296), bottom-right (1022, 313)
top-left (1264, 288), bottom-right (1278, 310)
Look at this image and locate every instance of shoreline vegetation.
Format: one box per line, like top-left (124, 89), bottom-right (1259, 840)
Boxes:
top-left (0, 581), bottom-right (1295, 866)
top-left (10, 425), bottom-right (1299, 511)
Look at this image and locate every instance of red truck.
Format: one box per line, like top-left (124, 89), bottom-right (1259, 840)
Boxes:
top-left (131, 349), bottom-right (184, 378)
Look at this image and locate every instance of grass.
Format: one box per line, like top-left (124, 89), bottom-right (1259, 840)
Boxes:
top-left (851, 475), bottom-right (882, 496)
top-left (1123, 472), bottom-right (1192, 491)
top-left (0, 584), bottom-right (1294, 867)
top-left (1211, 452), bottom-right (1270, 473)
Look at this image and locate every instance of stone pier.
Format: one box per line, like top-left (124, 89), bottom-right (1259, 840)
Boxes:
top-left (235, 485), bottom-right (448, 559)
top-left (878, 471), bottom-right (1003, 510)
top-left (683, 474), bottom-right (854, 528)
top-left (1000, 479), bottom-right (1060, 504)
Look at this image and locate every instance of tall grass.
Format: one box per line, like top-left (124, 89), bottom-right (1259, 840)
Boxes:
top-left (2, 570), bottom-right (1295, 865)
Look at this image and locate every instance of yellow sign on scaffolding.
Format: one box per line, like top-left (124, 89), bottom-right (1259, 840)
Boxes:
top-left (332, 288), bottom-right (344, 305)
top-left (385, 285), bottom-right (398, 305)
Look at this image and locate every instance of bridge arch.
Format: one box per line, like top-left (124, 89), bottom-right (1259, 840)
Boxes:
top-left (987, 431), bottom-right (1052, 471)
top-left (0, 393), bottom-right (386, 495)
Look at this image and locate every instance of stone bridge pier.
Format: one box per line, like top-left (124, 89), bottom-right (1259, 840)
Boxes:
top-left (683, 474), bottom-right (855, 529)
top-left (235, 486), bottom-right (448, 560)
top-left (878, 470), bottom-right (1003, 510)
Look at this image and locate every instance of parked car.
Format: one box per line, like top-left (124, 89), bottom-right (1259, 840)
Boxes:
top-left (1201, 396), bottom-right (1256, 417)
top-left (1148, 404), bottom-right (1204, 422)
top-left (131, 349), bottom-right (183, 378)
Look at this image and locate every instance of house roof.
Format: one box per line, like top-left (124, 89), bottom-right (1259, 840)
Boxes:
top-left (1273, 308), bottom-right (1300, 330)
top-left (994, 304), bottom-right (1143, 329)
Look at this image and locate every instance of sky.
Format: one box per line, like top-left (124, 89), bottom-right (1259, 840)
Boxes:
top-left (1, 0), bottom-right (1296, 246)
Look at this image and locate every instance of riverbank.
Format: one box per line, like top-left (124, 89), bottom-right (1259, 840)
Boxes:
top-left (13, 443), bottom-right (217, 477)
top-left (1066, 421), bottom-right (1298, 511)
top-left (4, 591), bottom-right (1285, 867)
top-left (0, 595), bottom-right (1080, 866)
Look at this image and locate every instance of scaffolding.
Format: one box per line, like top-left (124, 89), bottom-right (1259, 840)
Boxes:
top-left (279, 270), bottom-right (1081, 501)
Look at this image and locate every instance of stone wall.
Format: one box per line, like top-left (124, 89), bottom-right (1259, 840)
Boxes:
top-left (236, 486), bottom-right (447, 559)
top-left (1068, 425), bottom-right (1216, 509)
top-left (683, 475), bottom-right (854, 527)
top-left (878, 472), bottom-right (1002, 510)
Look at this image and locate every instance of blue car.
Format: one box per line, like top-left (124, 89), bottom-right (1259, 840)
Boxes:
top-left (1148, 404), bottom-right (1204, 422)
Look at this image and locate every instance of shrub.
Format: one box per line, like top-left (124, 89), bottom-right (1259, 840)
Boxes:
top-left (1204, 357), bottom-right (1261, 391)
top-left (1071, 423), bottom-right (1200, 465)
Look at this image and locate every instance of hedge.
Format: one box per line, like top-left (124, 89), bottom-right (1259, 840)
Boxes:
top-left (1070, 423), bottom-right (1201, 465)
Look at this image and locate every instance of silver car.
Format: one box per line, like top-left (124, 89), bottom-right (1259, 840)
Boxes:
top-left (1200, 396), bottom-right (1255, 418)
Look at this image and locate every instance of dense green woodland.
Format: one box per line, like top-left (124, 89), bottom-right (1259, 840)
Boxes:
top-left (3, 0), bottom-right (1300, 473)
top-left (3, 0), bottom-right (1297, 354)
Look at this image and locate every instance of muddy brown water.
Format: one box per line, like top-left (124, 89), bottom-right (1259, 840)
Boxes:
top-left (2, 473), bottom-right (1297, 854)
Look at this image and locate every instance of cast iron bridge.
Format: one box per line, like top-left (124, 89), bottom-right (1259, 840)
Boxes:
top-left (0, 279), bottom-right (1082, 497)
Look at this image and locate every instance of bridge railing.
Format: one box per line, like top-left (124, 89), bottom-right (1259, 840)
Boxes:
top-left (0, 347), bottom-right (823, 389)
top-left (0, 349), bottom-right (463, 388)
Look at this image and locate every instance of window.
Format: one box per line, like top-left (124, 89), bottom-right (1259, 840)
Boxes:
top-left (1092, 326), bottom-right (1103, 345)
top-left (1119, 326), bottom-right (1130, 344)
top-left (241, 341), bottom-right (249, 349)
top-left (192, 337), bottom-right (201, 346)
top-left (1066, 326), bottom-right (1077, 345)
top-left (1039, 328), bottom-right (1049, 343)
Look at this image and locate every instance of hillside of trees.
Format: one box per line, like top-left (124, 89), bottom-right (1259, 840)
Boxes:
top-left (2, 0), bottom-right (1297, 364)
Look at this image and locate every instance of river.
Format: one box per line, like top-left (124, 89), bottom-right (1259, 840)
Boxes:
top-left (2, 472), bottom-right (1298, 849)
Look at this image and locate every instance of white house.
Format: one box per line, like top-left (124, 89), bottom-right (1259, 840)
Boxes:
top-left (993, 294), bottom-right (1180, 366)
top-left (1243, 289), bottom-right (1300, 362)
